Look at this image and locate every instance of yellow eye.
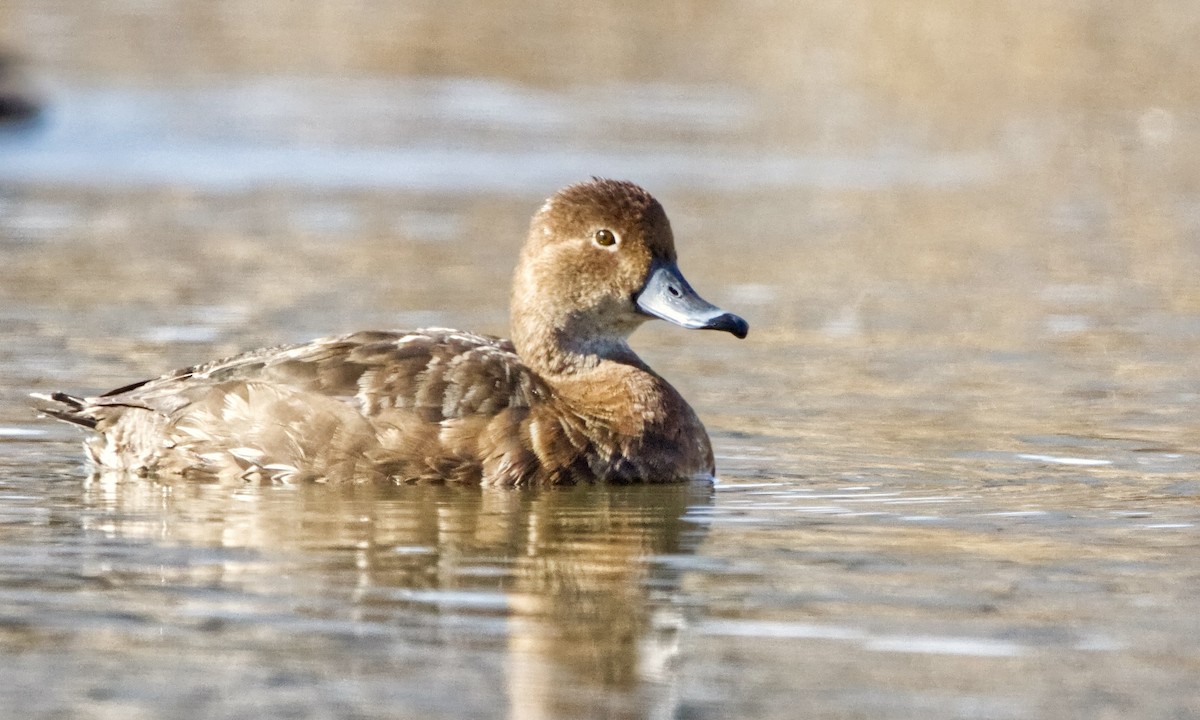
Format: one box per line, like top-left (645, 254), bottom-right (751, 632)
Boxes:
top-left (593, 229), bottom-right (617, 247)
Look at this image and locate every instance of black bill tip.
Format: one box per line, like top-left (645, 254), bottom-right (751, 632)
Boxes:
top-left (705, 312), bottom-right (749, 339)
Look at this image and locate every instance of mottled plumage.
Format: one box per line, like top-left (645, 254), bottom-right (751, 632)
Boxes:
top-left (38, 179), bottom-right (748, 485)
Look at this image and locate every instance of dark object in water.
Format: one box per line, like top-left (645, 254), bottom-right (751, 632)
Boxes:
top-left (0, 50), bottom-right (42, 125)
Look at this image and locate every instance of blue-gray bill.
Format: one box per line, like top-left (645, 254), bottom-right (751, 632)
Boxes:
top-left (635, 259), bottom-right (749, 339)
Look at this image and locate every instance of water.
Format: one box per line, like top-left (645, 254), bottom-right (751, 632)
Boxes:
top-left (3, 3), bottom-right (1200, 719)
top-left (0, 79), bottom-right (992, 191)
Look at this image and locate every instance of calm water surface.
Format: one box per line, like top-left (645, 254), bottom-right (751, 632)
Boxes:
top-left (3, 5), bottom-right (1200, 718)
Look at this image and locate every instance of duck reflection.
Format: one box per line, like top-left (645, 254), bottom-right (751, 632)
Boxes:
top-left (80, 473), bottom-right (711, 719)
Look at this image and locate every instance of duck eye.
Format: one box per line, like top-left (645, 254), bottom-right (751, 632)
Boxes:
top-left (593, 228), bottom-right (618, 248)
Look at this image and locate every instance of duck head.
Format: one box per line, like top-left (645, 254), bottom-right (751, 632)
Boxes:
top-left (511, 179), bottom-right (748, 373)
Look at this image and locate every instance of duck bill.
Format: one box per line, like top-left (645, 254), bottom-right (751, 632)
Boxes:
top-left (635, 259), bottom-right (749, 339)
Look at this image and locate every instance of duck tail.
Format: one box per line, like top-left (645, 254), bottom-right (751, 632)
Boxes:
top-left (31, 392), bottom-right (98, 429)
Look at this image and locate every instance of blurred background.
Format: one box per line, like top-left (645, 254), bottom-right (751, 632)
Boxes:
top-left (2, 3), bottom-right (1199, 719)
top-left (3, 0), bottom-right (1199, 458)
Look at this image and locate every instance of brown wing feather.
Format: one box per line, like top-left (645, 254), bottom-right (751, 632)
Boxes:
top-left (100, 330), bottom-right (543, 420)
top-left (64, 329), bottom-right (591, 484)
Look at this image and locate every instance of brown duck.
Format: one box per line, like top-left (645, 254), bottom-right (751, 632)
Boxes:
top-left (37, 179), bottom-right (748, 485)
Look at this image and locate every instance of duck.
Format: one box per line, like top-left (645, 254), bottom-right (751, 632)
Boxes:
top-left (37, 179), bottom-right (748, 485)
top-left (0, 50), bottom-right (41, 126)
